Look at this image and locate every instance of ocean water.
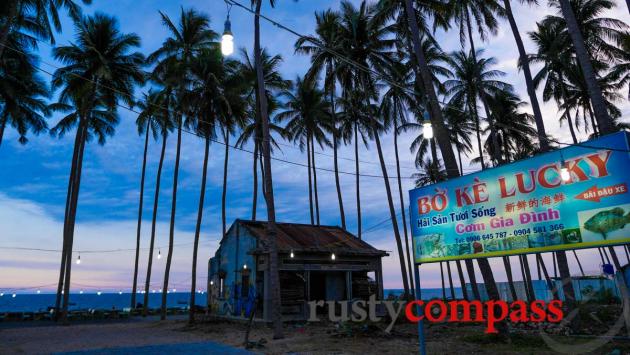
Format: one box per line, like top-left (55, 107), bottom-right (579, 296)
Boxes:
top-left (0, 292), bottom-right (206, 313)
top-left (0, 289), bottom-right (455, 313)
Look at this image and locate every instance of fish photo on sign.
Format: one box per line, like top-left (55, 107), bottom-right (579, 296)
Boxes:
top-left (578, 203), bottom-right (630, 242)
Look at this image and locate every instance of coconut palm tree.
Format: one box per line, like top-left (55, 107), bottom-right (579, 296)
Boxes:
top-left (444, 49), bottom-right (513, 167)
top-left (252, 0), bottom-right (284, 339)
top-left (0, 31), bottom-right (50, 147)
top-left (0, 0), bottom-right (89, 59)
top-left (235, 48), bottom-right (289, 222)
top-left (550, 0), bottom-right (620, 133)
top-left (412, 159), bottom-right (446, 187)
top-left (185, 47), bottom-right (225, 324)
top-left (142, 87), bottom-right (175, 317)
top-left (295, 9), bottom-right (347, 229)
top-left (502, 0), bottom-right (549, 151)
top-left (275, 76), bottom-right (332, 226)
top-left (335, 0), bottom-right (393, 241)
top-left (130, 90), bottom-right (161, 310)
top-left (50, 13), bottom-right (144, 323)
top-left (147, 7), bottom-right (216, 320)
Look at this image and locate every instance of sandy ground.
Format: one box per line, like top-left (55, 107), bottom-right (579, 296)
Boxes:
top-left (2, 317), bottom-right (630, 354)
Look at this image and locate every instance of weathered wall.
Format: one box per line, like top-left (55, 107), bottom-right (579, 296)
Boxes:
top-left (208, 222), bottom-right (259, 317)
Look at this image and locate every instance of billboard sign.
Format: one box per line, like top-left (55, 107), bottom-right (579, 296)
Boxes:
top-left (409, 132), bottom-right (630, 263)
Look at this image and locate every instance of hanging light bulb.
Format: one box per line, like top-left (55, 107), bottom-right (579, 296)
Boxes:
top-left (97, 291), bottom-right (102, 296)
top-left (76, 253), bottom-right (81, 265)
top-left (331, 253), bottom-right (336, 261)
top-left (37, 289), bottom-right (41, 294)
top-left (221, 13), bottom-right (234, 56)
top-left (79, 290), bottom-right (83, 294)
top-left (290, 250), bottom-right (294, 258)
top-left (0, 293), bottom-right (4, 297)
top-left (157, 249), bottom-right (162, 260)
top-left (12, 293), bottom-right (16, 298)
top-left (173, 289), bottom-right (177, 292)
top-left (243, 264), bottom-right (247, 270)
top-left (118, 291), bottom-right (123, 295)
top-left (423, 119), bottom-right (433, 140)
top-left (210, 280), bottom-right (214, 286)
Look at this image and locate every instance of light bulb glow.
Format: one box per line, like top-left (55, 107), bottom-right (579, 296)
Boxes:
top-left (290, 250), bottom-right (294, 258)
top-left (423, 122), bottom-right (433, 139)
top-left (0, 293), bottom-right (4, 297)
top-left (37, 290), bottom-right (41, 294)
top-left (210, 280), bottom-right (214, 286)
top-left (331, 253), bottom-right (336, 261)
top-left (79, 290), bottom-right (83, 294)
top-left (97, 291), bottom-right (102, 296)
top-left (76, 254), bottom-right (81, 264)
top-left (560, 167), bottom-right (570, 182)
top-left (221, 34), bottom-right (234, 56)
top-left (12, 293), bottom-right (16, 298)
top-left (157, 249), bottom-right (161, 259)
top-left (118, 291), bottom-right (122, 295)
top-left (243, 264), bottom-right (247, 270)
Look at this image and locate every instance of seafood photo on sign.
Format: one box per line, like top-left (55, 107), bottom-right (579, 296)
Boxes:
top-left (578, 203), bottom-right (630, 242)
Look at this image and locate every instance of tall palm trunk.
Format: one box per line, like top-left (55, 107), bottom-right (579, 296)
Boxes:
top-left (222, 128), bottom-right (229, 236)
top-left (55, 117), bottom-right (84, 320)
top-left (0, 118), bottom-right (6, 147)
top-left (143, 133), bottom-right (167, 317)
top-left (354, 122), bottom-right (362, 239)
top-left (190, 137), bottom-right (210, 324)
top-left (394, 119), bottom-right (414, 294)
top-left (330, 88), bottom-right (346, 229)
top-left (402, 0), bottom-right (459, 176)
top-left (521, 255), bottom-right (536, 301)
top-left (573, 250), bottom-right (585, 276)
top-left (307, 134), bottom-right (314, 224)
top-left (440, 262), bottom-right (446, 299)
top-left (587, 105), bottom-right (599, 136)
top-left (502, 256), bottom-right (518, 301)
top-left (566, 111), bottom-right (578, 144)
top-left (132, 128), bottom-right (150, 309)
top-left (465, 259), bottom-right (481, 300)
top-left (61, 120), bottom-right (88, 324)
top-left (254, 0), bottom-right (283, 339)
top-left (503, 0), bottom-right (549, 151)
top-left (311, 136), bottom-right (320, 225)
top-left (252, 144), bottom-right (258, 220)
top-left (471, 103), bottom-right (486, 170)
top-left (455, 261), bottom-right (469, 300)
top-left (558, 0), bottom-right (614, 133)
top-left (446, 262), bottom-right (455, 299)
top-left (374, 133), bottom-right (410, 297)
top-left (456, 146), bottom-right (463, 175)
top-left (161, 119), bottom-right (182, 320)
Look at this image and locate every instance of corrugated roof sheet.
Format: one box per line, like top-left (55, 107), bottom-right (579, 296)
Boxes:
top-left (237, 220), bottom-right (387, 256)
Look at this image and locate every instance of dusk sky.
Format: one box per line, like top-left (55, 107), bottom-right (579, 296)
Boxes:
top-left (0, 0), bottom-right (629, 293)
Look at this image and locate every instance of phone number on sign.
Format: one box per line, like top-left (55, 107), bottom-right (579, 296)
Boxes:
top-left (454, 223), bottom-right (565, 244)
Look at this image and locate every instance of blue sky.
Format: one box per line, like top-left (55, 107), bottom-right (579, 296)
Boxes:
top-left (0, 0), bottom-right (628, 293)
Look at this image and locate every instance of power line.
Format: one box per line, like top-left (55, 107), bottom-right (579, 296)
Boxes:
top-left (0, 239), bottom-right (216, 254)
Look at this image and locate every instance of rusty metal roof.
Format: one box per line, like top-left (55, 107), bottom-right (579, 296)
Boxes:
top-left (237, 220), bottom-right (388, 257)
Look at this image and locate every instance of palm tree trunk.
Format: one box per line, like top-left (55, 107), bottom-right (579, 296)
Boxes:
top-left (537, 254), bottom-right (559, 300)
top-left (566, 111), bottom-right (578, 144)
top-left (455, 260), bottom-right (469, 300)
top-left (161, 119), bottom-right (182, 320)
top-left (502, 256), bottom-right (518, 301)
top-left (465, 259), bottom-right (481, 300)
top-left (354, 122), bottom-right (362, 239)
top-left (254, 0), bottom-right (283, 339)
top-left (402, 0), bottom-right (460, 178)
top-left (472, 103), bottom-right (486, 169)
top-left (440, 262), bottom-right (446, 300)
top-left (222, 128), bottom-right (229, 236)
top-left (143, 133), bottom-right (167, 317)
top-left (587, 104), bottom-right (599, 136)
top-left (374, 133), bottom-right (410, 297)
top-left (447, 262), bottom-right (455, 299)
top-left (456, 146), bottom-right (463, 175)
top-left (61, 121), bottom-right (88, 324)
top-left (0, 0), bottom-right (19, 59)
top-left (503, 0), bottom-right (549, 151)
top-left (0, 117), bottom-right (6, 147)
top-left (330, 89), bottom-right (346, 230)
top-left (306, 134), bottom-right (314, 224)
top-left (311, 136), bottom-right (320, 225)
top-left (259, 147), bottom-right (266, 198)
top-left (558, 0), bottom-right (614, 133)
top-left (394, 119), bottom-right (415, 294)
top-left (55, 118), bottom-right (83, 320)
top-left (252, 144), bottom-right (258, 221)
top-left (572, 250), bottom-right (585, 276)
top-left (132, 128), bottom-right (150, 309)
top-left (190, 137), bottom-right (210, 324)
top-left (521, 255), bottom-right (536, 301)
